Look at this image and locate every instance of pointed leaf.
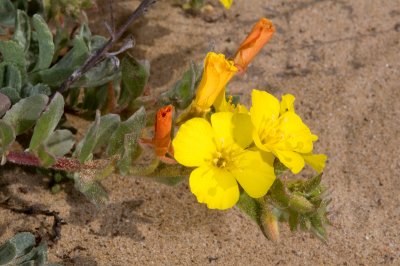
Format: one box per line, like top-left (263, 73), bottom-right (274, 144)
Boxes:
top-left (3, 94), bottom-right (48, 135)
top-left (93, 114), bottom-right (120, 151)
top-left (31, 14), bottom-right (54, 71)
top-left (12, 10), bottom-right (30, 52)
top-left (46, 129), bottom-right (75, 157)
top-left (106, 107), bottom-right (146, 156)
top-left (117, 132), bottom-right (139, 176)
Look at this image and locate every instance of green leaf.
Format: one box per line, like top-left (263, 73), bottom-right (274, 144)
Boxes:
top-left (2, 94), bottom-right (48, 135)
top-left (158, 61), bottom-right (201, 109)
top-left (0, 92), bottom-right (11, 117)
top-left (0, 120), bottom-right (15, 157)
top-left (21, 83), bottom-right (51, 97)
top-left (12, 10), bottom-right (30, 52)
top-left (37, 143), bottom-right (56, 167)
top-left (106, 106), bottom-right (146, 156)
top-left (81, 85), bottom-right (108, 111)
top-left (0, 40), bottom-right (26, 70)
top-left (119, 56), bottom-right (150, 108)
top-left (72, 57), bottom-right (120, 88)
top-left (0, 86), bottom-right (20, 104)
top-left (236, 191), bottom-right (261, 223)
top-left (29, 92), bottom-right (64, 151)
top-left (39, 36), bottom-right (89, 86)
top-left (0, 0), bottom-right (15, 28)
top-left (1, 63), bottom-right (22, 91)
top-left (77, 111), bottom-right (100, 163)
top-left (73, 172), bottom-right (109, 206)
top-left (93, 114), bottom-right (120, 152)
top-left (31, 14), bottom-right (54, 71)
top-left (0, 232), bottom-right (35, 265)
top-left (46, 129), bottom-right (75, 157)
top-left (117, 132), bottom-right (140, 176)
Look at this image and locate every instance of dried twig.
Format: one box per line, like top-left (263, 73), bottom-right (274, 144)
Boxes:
top-left (0, 199), bottom-right (66, 243)
top-left (57, 0), bottom-right (156, 94)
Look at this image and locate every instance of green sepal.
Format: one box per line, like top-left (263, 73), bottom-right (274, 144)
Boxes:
top-left (236, 191), bottom-right (261, 223)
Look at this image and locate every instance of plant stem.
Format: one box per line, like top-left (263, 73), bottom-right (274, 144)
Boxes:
top-left (57, 0), bottom-right (156, 94)
top-left (6, 151), bottom-right (96, 172)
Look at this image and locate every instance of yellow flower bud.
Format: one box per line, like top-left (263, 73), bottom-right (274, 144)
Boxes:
top-left (193, 52), bottom-right (237, 111)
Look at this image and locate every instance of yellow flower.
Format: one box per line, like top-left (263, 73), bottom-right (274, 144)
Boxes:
top-left (193, 52), bottom-right (237, 112)
top-left (250, 89), bottom-right (320, 174)
top-left (278, 93), bottom-right (327, 173)
top-left (172, 112), bottom-right (275, 210)
top-left (219, 0), bottom-right (233, 9)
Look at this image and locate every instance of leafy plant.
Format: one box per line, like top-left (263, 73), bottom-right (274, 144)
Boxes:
top-left (0, 232), bottom-right (60, 266)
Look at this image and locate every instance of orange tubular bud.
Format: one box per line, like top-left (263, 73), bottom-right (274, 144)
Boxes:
top-left (234, 18), bottom-right (275, 72)
top-left (153, 105), bottom-right (174, 157)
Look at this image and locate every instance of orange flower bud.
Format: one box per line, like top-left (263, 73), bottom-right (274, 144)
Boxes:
top-left (153, 105), bottom-right (174, 157)
top-left (234, 18), bottom-right (275, 72)
top-left (193, 52), bottom-right (237, 111)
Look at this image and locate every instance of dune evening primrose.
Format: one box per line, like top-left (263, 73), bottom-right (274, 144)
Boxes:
top-left (176, 52), bottom-right (237, 124)
top-left (172, 112), bottom-right (275, 210)
top-left (250, 89), bottom-right (322, 174)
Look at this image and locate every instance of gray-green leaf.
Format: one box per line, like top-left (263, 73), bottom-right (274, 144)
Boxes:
top-left (31, 14), bottom-right (54, 71)
top-left (2, 94), bottom-right (48, 135)
top-left (12, 10), bottom-right (31, 52)
top-left (46, 129), bottom-right (75, 157)
top-left (0, 120), bottom-right (15, 157)
top-left (106, 106), bottom-right (146, 156)
top-left (0, 92), bottom-right (11, 117)
top-left (30, 92), bottom-right (64, 151)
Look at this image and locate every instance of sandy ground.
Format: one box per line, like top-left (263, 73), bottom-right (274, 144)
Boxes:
top-left (1, 0), bottom-right (400, 265)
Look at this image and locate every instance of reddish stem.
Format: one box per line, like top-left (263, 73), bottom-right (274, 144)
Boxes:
top-left (6, 151), bottom-right (96, 172)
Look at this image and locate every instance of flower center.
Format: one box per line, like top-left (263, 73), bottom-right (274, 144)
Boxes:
top-left (213, 151), bottom-right (227, 168)
top-left (258, 116), bottom-right (283, 146)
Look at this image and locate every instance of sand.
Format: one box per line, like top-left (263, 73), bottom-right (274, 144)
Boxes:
top-left (1, 0), bottom-right (399, 265)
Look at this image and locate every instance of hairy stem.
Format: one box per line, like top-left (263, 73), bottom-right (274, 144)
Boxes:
top-left (6, 151), bottom-right (97, 172)
top-left (57, 0), bottom-right (156, 94)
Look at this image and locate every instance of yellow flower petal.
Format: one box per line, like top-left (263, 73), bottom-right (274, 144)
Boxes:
top-left (302, 153), bottom-right (327, 173)
top-left (190, 165), bottom-right (239, 210)
top-left (250, 89), bottom-right (280, 133)
top-left (274, 149), bottom-right (305, 174)
top-left (278, 112), bottom-right (314, 153)
top-left (219, 0), bottom-right (233, 9)
top-left (172, 118), bottom-right (215, 167)
top-left (280, 94), bottom-right (295, 114)
top-left (230, 150), bottom-right (275, 198)
top-left (211, 112), bottom-right (253, 149)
